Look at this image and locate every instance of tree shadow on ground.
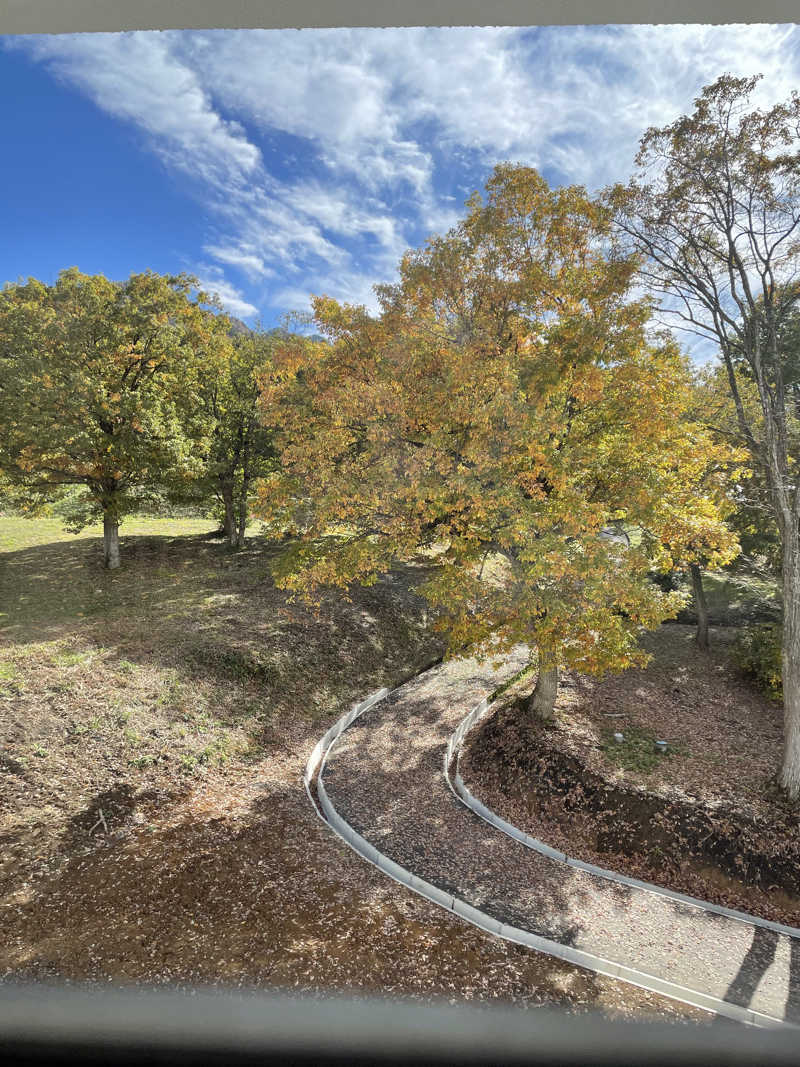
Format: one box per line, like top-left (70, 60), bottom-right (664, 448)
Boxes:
top-left (58, 783), bottom-right (191, 854)
top-left (720, 925), bottom-right (800, 1024)
top-left (0, 781), bottom-right (619, 1018)
top-left (2, 530), bottom-right (444, 744)
top-left (1, 532), bottom-right (237, 641)
top-left (319, 658), bottom-right (637, 948)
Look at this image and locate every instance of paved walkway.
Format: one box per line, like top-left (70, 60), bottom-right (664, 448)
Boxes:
top-left (320, 654), bottom-right (800, 1026)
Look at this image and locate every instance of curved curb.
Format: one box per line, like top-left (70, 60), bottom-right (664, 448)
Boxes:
top-left (303, 668), bottom-right (796, 1030)
top-left (446, 697), bottom-right (800, 943)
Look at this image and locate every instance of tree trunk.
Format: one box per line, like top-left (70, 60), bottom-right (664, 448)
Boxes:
top-left (779, 543), bottom-right (800, 800)
top-left (690, 562), bottom-right (710, 651)
top-left (528, 657), bottom-right (559, 721)
top-left (235, 477), bottom-right (249, 549)
top-left (220, 481), bottom-right (237, 547)
top-left (103, 511), bottom-right (120, 570)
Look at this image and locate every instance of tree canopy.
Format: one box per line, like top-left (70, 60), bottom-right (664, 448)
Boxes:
top-left (257, 164), bottom-right (738, 716)
top-left (0, 268), bottom-right (232, 567)
top-left (190, 326), bottom-right (281, 547)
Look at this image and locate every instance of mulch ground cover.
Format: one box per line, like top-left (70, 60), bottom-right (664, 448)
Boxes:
top-left (462, 625), bottom-right (800, 929)
top-left (319, 653), bottom-right (785, 1025)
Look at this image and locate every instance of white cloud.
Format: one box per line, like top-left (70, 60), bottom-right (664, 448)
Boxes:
top-left (179, 29), bottom-right (434, 195)
top-left (279, 181), bottom-right (406, 256)
top-left (10, 24), bottom-right (800, 321)
top-left (194, 270), bottom-right (259, 318)
top-left (271, 267), bottom-right (384, 316)
top-left (203, 243), bottom-right (272, 280)
top-left (178, 24), bottom-right (799, 191)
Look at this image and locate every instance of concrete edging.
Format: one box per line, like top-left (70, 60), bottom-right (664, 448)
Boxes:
top-left (303, 667), bottom-right (796, 1029)
top-left (446, 695), bottom-right (800, 943)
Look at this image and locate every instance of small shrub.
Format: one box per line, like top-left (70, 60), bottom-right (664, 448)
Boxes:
top-left (129, 754), bottom-right (159, 769)
top-left (733, 623), bottom-right (783, 701)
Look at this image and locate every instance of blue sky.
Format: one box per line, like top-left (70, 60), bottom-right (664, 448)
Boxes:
top-left (2, 25), bottom-right (800, 330)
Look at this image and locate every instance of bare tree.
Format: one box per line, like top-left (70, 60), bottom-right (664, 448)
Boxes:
top-left (608, 73), bottom-right (800, 797)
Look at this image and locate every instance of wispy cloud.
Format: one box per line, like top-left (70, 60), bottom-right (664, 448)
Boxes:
top-left (8, 25), bottom-right (800, 321)
top-left (203, 244), bottom-right (273, 281)
top-left (194, 268), bottom-right (259, 318)
top-left (15, 32), bottom-right (261, 187)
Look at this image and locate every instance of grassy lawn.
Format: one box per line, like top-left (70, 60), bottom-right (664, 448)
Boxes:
top-left (1, 514), bottom-right (224, 634)
top-left (675, 565), bottom-right (780, 627)
top-left (0, 513), bottom-right (216, 552)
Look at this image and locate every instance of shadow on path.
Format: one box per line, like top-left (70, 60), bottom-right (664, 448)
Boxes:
top-left (723, 927), bottom-right (779, 1012)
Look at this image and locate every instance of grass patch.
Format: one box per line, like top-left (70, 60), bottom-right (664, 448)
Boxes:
top-left (600, 724), bottom-right (683, 775)
top-left (676, 567), bottom-right (780, 627)
top-left (0, 661), bottom-right (19, 695)
top-left (53, 649), bottom-right (97, 668)
top-left (0, 514), bottom-right (215, 554)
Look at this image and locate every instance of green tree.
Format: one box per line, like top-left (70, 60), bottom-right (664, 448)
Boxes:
top-left (0, 268), bottom-right (231, 568)
top-left (608, 75), bottom-right (800, 796)
top-left (258, 164), bottom-right (738, 719)
top-left (191, 327), bottom-right (280, 548)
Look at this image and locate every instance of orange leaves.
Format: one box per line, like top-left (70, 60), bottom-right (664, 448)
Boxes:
top-left (571, 364), bottom-right (604, 406)
top-left (515, 471), bottom-right (549, 500)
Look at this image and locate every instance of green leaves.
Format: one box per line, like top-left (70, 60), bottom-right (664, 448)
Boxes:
top-left (0, 268), bottom-right (233, 530)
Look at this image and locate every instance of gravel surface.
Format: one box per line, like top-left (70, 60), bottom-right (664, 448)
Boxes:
top-left (322, 654), bottom-right (800, 1025)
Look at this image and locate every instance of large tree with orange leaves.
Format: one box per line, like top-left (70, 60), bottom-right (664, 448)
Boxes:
top-left (257, 164), bottom-right (739, 717)
top-left (0, 268), bottom-right (232, 568)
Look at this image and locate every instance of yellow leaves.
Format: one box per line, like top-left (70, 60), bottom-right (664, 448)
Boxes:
top-left (245, 163), bottom-right (745, 682)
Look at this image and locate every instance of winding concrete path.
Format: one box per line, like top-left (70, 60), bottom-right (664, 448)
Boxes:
top-left (310, 654), bottom-right (800, 1028)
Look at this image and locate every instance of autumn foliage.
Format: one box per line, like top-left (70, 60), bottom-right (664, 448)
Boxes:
top-left (256, 165), bottom-right (739, 715)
